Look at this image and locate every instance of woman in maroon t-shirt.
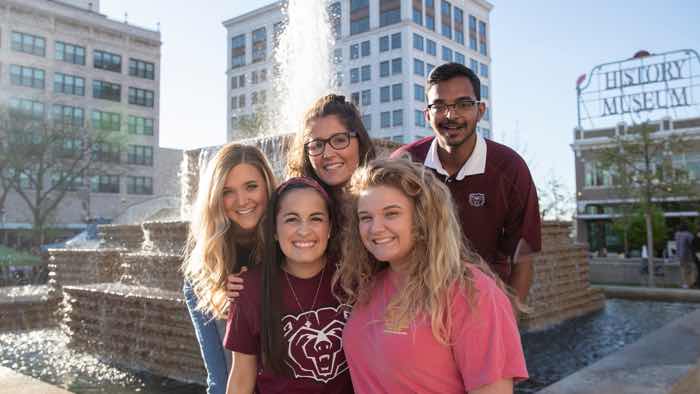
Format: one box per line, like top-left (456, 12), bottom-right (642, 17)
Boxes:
top-left (224, 177), bottom-right (353, 394)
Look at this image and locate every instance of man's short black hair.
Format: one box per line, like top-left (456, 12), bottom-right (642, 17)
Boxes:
top-left (427, 62), bottom-right (482, 100)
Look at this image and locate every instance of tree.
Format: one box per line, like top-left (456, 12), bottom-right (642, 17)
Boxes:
top-left (0, 105), bottom-right (129, 246)
top-left (235, 104), bottom-right (275, 140)
top-left (538, 169), bottom-right (575, 221)
top-left (596, 122), bottom-right (695, 286)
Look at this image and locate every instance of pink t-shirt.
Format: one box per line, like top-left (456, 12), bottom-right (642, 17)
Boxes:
top-left (343, 265), bottom-right (528, 393)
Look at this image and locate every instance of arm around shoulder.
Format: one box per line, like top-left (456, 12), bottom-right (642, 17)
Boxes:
top-left (226, 352), bottom-right (257, 394)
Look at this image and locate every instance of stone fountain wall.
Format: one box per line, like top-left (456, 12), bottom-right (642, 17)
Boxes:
top-left (520, 221), bottom-right (605, 331)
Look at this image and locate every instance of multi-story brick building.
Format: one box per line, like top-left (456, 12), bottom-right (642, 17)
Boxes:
top-left (0, 0), bottom-right (179, 244)
top-left (223, 0), bottom-right (493, 143)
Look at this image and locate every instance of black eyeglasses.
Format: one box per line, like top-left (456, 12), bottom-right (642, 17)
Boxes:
top-left (305, 131), bottom-right (357, 156)
top-left (427, 99), bottom-right (481, 114)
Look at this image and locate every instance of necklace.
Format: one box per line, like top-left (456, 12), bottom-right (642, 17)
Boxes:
top-left (284, 265), bottom-right (326, 327)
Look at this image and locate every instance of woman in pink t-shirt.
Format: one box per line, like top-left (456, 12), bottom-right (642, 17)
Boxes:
top-left (336, 159), bottom-right (528, 394)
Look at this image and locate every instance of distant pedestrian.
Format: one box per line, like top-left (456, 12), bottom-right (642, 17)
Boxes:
top-left (693, 230), bottom-right (700, 289)
top-left (674, 223), bottom-right (696, 289)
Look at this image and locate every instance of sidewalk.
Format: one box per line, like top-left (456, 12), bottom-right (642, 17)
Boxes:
top-left (0, 366), bottom-right (73, 394)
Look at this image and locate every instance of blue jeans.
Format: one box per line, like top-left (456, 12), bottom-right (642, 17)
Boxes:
top-left (183, 281), bottom-right (229, 394)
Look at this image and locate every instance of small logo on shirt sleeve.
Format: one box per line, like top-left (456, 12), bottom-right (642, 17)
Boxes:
top-left (468, 193), bottom-right (486, 207)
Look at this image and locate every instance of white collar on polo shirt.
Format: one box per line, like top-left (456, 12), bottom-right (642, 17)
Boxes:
top-left (423, 133), bottom-right (487, 181)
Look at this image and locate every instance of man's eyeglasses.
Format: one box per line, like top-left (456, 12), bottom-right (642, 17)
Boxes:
top-left (427, 99), bottom-right (481, 114)
top-left (305, 131), bottom-right (357, 156)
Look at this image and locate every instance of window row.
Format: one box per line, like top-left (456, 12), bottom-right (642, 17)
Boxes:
top-left (231, 89), bottom-right (267, 110)
top-left (356, 108), bottom-right (404, 132)
top-left (11, 31), bottom-right (156, 79)
top-left (350, 0), bottom-right (401, 36)
top-left (231, 26), bottom-right (268, 69)
top-left (231, 68), bottom-right (268, 90)
top-left (7, 98), bottom-right (154, 135)
top-left (350, 83), bottom-right (403, 107)
top-left (412, 1), bottom-right (488, 56)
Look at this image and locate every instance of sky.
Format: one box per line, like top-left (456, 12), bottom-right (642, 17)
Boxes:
top-left (101, 0), bottom-right (700, 196)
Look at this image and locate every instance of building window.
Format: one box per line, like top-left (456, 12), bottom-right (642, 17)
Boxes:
top-left (251, 70), bottom-right (259, 85)
top-left (128, 116), bottom-right (154, 135)
top-left (415, 110), bottom-right (426, 127)
top-left (380, 0), bottom-right (401, 27)
top-left (413, 59), bottom-right (425, 76)
top-left (54, 73), bottom-right (85, 96)
top-left (129, 58), bottom-right (155, 80)
top-left (251, 91), bottom-right (258, 105)
top-left (51, 172), bottom-right (83, 191)
top-left (351, 92), bottom-right (360, 106)
top-left (361, 89), bottom-right (371, 106)
top-left (329, 2), bottom-right (342, 39)
top-left (425, 0), bottom-right (435, 31)
top-left (483, 107), bottom-right (490, 121)
top-left (392, 83), bottom-right (402, 101)
top-left (127, 145), bottom-right (154, 166)
top-left (239, 75), bottom-right (246, 88)
top-left (413, 0), bottom-right (423, 25)
top-left (92, 143), bottom-right (121, 163)
top-left (470, 58), bottom-right (479, 73)
top-left (441, 1), bottom-right (452, 39)
top-left (92, 110), bottom-right (121, 132)
top-left (11, 31), bottom-right (45, 56)
top-left (454, 6), bottom-right (464, 44)
top-left (232, 34), bottom-right (246, 68)
top-left (380, 111), bottom-right (391, 128)
top-left (413, 33), bottom-right (424, 51)
top-left (414, 84), bottom-right (425, 102)
top-left (380, 86), bottom-right (391, 103)
top-left (94, 50), bottom-right (122, 73)
top-left (361, 40), bottom-right (371, 57)
top-left (426, 39), bottom-right (436, 56)
top-left (454, 52), bottom-right (465, 65)
top-left (129, 87), bottom-right (155, 107)
top-left (10, 65), bottom-right (45, 89)
top-left (391, 135), bottom-right (404, 143)
top-left (426, 63), bottom-right (435, 75)
top-left (333, 48), bottom-right (343, 64)
top-left (480, 62), bottom-right (489, 78)
top-left (239, 94), bottom-right (246, 108)
top-left (380, 60), bottom-right (390, 77)
top-left (350, 67), bottom-right (360, 84)
top-left (91, 175), bottom-right (120, 193)
top-left (361, 114), bottom-right (372, 131)
top-left (351, 43), bottom-right (360, 59)
top-left (252, 27), bottom-right (267, 63)
top-left (379, 35), bottom-right (390, 52)
top-left (442, 46), bottom-right (453, 62)
top-left (584, 162), bottom-right (613, 188)
top-left (479, 20), bottom-right (488, 55)
top-left (92, 80), bottom-right (121, 102)
top-left (361, 65), bottom-right (371, 81)
top-left (391, 32), bottom-right (402, 49)
top-left (55, 41), bottom-right (85, 65)
top-left (9, 98), bottom-right (44, 121)
top-left (127, 176), bottom-right (153, 195)
top-left (52, 104), bottom-right (84, 127)
top-left (481, 84), bottom-right (489, 100)
top-left (391, 58), bottom-right (402, 74)
top-left (350, 0), bottom-right (370, 35)
top-left (392, 109), bottom-right (403, 126)
top-left (469, 15), bottom-right (477, 51)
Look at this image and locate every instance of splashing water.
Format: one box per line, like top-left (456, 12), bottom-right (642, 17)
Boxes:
top-left (272, 0), bottom-right (336, 135)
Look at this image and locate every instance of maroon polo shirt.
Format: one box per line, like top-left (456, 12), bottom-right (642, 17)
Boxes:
top-left (224, 263), bottom-right (353, 394)
top-left (391, 136), bottom-right (542, 283)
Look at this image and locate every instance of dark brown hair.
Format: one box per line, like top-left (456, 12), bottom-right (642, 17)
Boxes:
top-left (427, 62), bottom-right (482, 100)
top-left (286, 94), bottom-right (377, 187)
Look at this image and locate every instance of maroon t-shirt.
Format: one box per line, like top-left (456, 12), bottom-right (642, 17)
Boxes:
top-left (224, 263), bottom-right (353, 394)
top-left (392, 136), bottom-right (542, 283)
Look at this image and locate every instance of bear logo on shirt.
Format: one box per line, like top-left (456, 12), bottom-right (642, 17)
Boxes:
top-left (469, 193), bottom-right (486, 207)
top-left (282, 304), bottom-right (351, 383)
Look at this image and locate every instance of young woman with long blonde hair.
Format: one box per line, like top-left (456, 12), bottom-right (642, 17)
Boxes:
top-left (182, 143), bottom-right (276, 394)
top-left (337, 159), bottom-right (527, 394)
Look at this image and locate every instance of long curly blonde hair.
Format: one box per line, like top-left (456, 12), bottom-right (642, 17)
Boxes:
top-left (182, 143), bottom-right (276, 319)
top-left (336, 159), bottom-right (513, 343)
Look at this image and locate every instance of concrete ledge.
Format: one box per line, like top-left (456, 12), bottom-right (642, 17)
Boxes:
top-left (594, 285), bottom-right (700, 303)
top-left (539, 309), bottom-right (700, 394)
top-left (0, 366), bottom-right (73, 394)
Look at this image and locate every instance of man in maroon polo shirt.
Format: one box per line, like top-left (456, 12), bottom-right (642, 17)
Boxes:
top-left (391, 62), bottom-right (541, 302)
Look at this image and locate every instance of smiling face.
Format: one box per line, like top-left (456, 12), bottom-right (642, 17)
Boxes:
top-left (426, 76), bottom-right (485, 149)
top-left (222, 163), bottom-right (269, 232)
top-left (307, 115), bottom-right (360, 187)
top-left (276, 188), bottom-right (331, 270)
top-left (357, 185), bottom-right (416, 271)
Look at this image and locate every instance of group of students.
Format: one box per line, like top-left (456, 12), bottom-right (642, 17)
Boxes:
top-left (181, 63), bottom-right (534, 394)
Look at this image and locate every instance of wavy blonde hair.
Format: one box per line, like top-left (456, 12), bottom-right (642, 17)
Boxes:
top-left (336, 159), bottom-right (514, 343)
top-left (182, 143), bottom-right (276, 319)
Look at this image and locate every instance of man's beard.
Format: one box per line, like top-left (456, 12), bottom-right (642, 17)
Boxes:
top-left (437, 119), bottom-right (475, 148)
